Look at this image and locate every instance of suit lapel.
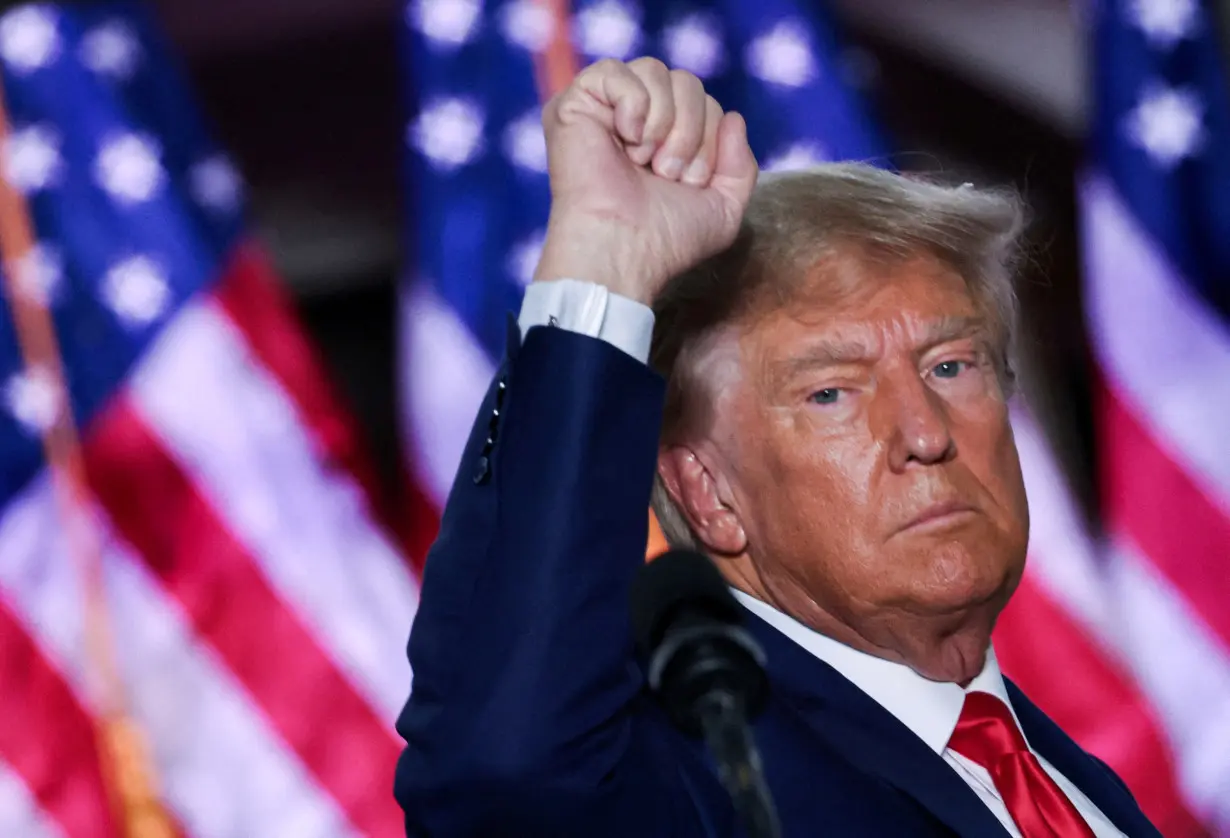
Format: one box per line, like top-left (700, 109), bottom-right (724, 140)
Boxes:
top-left (1007, 681), bottom-right (1162, 837)
top-left (745, 612), bottom-right (1010, 837)
top-left (743, 606), bottom-right (1165, 837)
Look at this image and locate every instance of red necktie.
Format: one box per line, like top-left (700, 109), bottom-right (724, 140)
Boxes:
top-left (947, 692), bottom-right (1096, 838)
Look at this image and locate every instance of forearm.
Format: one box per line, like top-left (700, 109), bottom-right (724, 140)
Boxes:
top-left (453, 324), bottom-right (663, 749)
top-left (396, 316), bottom-right (667, 829)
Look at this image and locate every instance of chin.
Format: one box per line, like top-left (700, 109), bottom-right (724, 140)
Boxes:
top-left (914, 571), bottom-right (1008, 619)
top-left (913, 626), bottom-right (993, 684)
top-left (914, 537), bottom-right (1022, 616)
top-left (892, 588), bottom-right (1005, 684)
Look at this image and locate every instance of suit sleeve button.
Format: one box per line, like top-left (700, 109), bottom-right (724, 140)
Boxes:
top-left (473, 455), bottom-right (491, 485)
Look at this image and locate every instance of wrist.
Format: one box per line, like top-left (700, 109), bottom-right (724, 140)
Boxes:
top-left (533, 217), bottom-right (662, 305)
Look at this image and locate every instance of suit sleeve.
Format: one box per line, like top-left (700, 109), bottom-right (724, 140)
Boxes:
top-left (394, 323), bottom-right (702, 837)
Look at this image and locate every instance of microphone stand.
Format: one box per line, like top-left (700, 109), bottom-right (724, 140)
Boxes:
top-left (631, 553), bottom-right (782, 837)
top-left (695, 689), bottom-right (782, 838)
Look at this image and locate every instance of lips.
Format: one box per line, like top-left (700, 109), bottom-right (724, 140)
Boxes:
top-left (899, 500), bottom-right (977, 533)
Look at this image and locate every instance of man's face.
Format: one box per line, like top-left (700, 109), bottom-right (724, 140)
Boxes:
top-left (701, 255), bottom-right (1029, 682)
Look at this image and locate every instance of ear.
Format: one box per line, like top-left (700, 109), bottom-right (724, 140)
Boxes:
top-left (657, 445), bottom-right (748, 556)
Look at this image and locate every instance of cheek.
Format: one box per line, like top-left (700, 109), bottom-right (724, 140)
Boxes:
top-left (952, 405), bottom-right (1030, 539)
top-left (991, 428), bottom-right (1030, 530)
top-left (777, 406), bottom-right (878, 492)
top-left (746, 408), bottom-right (881, 546)
top-left (967, 402), bottom-right (1021, 483)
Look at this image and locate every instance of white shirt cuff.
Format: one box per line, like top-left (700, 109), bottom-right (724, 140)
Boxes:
top-left (517, 279), bottom-right (655, 364)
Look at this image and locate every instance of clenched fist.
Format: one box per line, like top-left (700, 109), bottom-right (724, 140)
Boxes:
top-left (533, 58), bottom-right (758, 305)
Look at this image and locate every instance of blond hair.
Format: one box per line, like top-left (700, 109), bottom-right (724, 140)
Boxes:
top-left (648, 162), bottom-right (1028, 550)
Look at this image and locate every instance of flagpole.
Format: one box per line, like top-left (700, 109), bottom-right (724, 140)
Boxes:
top-left (532, 0), bottom-right (579, 100)
top-left (531, 0), bottom-right (670, 559)
top-left (0, 71), bottom-right (175, 838)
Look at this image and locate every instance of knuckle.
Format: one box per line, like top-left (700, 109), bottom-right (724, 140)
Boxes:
top-left (630, 56), bottom-right (669, 76)
top-left (575, 57), bottom-right (620, 87)
top-left (541, 96), bottom-right (564, 131)
top-left (591, 57), bottom-right (624, 73)
top-left (670, 68), bottom-right (704, 91)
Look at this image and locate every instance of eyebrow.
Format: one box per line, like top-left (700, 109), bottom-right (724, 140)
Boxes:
top-left (771, 315), bottom-right (991, 382)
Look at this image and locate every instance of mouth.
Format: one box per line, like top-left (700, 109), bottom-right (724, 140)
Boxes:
top-left (898, 501), bottom-right (978, 534)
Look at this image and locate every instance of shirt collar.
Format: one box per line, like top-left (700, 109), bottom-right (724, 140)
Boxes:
top-left (732, 589), bottom-right (1019, 754)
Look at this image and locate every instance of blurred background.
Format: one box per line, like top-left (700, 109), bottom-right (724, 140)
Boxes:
top-left (0, 0), bottom-right (1226, 836)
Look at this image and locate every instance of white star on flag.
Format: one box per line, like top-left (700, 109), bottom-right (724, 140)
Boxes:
top-left (500, 0), bottom-right (554, 52)
top-left (409, 0), bottom-right (481, 48)
top-left (11, 243), bottom-right (63, 306)
top-left (102, 255), bottom-right (170, 327)
top-left (764, 141), bottom-right (829, 172)
top-left (746, 21), bottom-right (817, 88)
top-left (95, 133), bottom-right (165, 204)
top-left (5, 365), bottom-right (62, 434)
top-left (79, 19), bottom-right (142, 79)
top-left (409, 97), bottom-right (486, 171)
top-left (508, 230), bottom-right (546, 287)
top-left (0, 5), bottom-right (60, 73)
top-left (189, 154), bottom-right (244, 212)
top-left (503, 110), bottom-right (547, 173)
top-left (575, 0), bottom-right (640, 59)
top-left (1125, 83), bottom-right (1204, 168)
top-left (3, 124), bottom-right (62, 193)
top-left (1128, 0), bottom-right (1198, 49)
top-left (663, 14), bottom-right (725, 79)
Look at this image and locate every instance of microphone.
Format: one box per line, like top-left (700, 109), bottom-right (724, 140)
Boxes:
top-left (630, 550), bottom-right (781, 838)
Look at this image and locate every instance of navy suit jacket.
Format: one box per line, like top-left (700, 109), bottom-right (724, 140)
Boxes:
top-left (394, 325), bottom-right (1161, 837)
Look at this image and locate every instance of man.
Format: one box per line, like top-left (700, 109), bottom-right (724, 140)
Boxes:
top-left (395, 58), bottom-right (1161, 837)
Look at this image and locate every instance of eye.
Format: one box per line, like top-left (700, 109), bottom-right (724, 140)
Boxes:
top-left (932, 360), bottom-right (968, 379)
top-left (810, 388), bottom-right (841, 405)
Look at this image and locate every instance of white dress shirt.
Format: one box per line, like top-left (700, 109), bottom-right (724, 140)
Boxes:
top-left (517, 278), bottom-right (1126, 837)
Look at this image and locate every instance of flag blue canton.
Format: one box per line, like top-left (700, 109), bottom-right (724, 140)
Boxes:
top-left (0, 1), bottom-right (246, 505)
top-left (402, 0), bottom-right (888, 364)
top-left (1094, 0), bottom-right (1230, 320)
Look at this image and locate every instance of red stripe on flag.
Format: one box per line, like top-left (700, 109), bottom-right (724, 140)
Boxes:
top-left (996, 574), bottom-right (1208, 837)
top-left (398, 470), bottom-right (440, 575)
top-left (1098, 378), bottom-right (1230, 648)
top-left (0, 598), bottom-right (117, 838)
top-left (213, 244), bottom-right (420, 565)
top-left (82, 398), bottom-right (405, 838)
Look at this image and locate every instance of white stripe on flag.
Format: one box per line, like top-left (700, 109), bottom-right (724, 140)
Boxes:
top-left (1106, 537), bottom-right (1230, 830)
top-left (131, 300), bottom-right (419, 718)
top-left (1011, 406), bottom-right (1117, 644)
top-left (1081, 173), bottom-right (1230, 514)
top-left (399, 282), bottom-right (496, 506)
top-left (0, 473), bottom-right (360, 838)
top-left (1011, 407), bottom-right (1230, 829)
top-left (0, 758), bottom-right (66, 838)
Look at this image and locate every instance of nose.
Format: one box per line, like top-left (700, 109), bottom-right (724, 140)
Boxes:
top-left (874, 371), bottom-right (956, 472)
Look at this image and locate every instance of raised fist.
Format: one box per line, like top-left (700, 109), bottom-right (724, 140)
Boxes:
top-left (533, 57), bottom-right (759, 305)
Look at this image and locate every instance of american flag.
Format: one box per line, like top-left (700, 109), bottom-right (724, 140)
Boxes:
top-left (1070, 0), bottom-right (1227, 831)
top-left (0, 3), bottom-right (418, 837)
top-left (402, 0), bottom-right (1228, 835)
top-left (993, 0), bottom-right (1230, 833)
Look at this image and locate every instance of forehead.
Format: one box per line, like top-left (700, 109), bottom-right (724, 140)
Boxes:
top-left (740, 254), bottom-right (981, 363)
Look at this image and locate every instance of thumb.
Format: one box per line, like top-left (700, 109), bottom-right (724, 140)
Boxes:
top-left (710, 111), bottom-right (757, 209)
